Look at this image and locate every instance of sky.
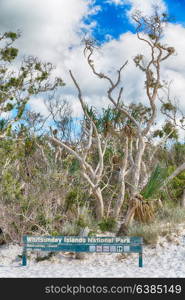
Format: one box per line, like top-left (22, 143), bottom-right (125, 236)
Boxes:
top-left (0, 0), bottom-right (185, 137)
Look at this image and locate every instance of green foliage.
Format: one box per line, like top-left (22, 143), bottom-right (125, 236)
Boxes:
top-left (0, 30), bottom-right (65, 130)
top-left (163, 121), bottom-right (178, 139)
top-left (76, 216), bottom-right (88, 228)
top-left (128, 103), bottom-right (151, 125)
top-left (0, 27), bottom-right (183, 243)
top-left (153, 129), bottom-right (164, 138)
top-left (148, 33), bottom-right (157, 40)
top-left (3, 103), bottom-right (14, 112)
top-left (171, 143), bottom-right (185, 165)
top-left (1, 171), bottom-right (24, 203)
top-left (85, 105), bottom-right (122, 135)
top-left (65, 187), bottom-right (86, 211)
top-left (98, 217), bottom-right (116, 232)
top-left (162, 102), bottom-right (176, 112)
top-left (24, 137), bottom-right (36, 156)
top-left (153, 122), bottom-right (178, 139)
top-left (69, 158), bottom-right (80, 173)
top-left (0, 47), bottom-right (18, 62)
top-left (141, 164), bottom-right (168, 199)
top-left (65, 189), bottom-right (78, 210)
top-left (4, 32), bottom-right (18, 41)
top-left (103, 147), bottom-right (114, 163)
top-left (166, 166), bottom-right (185, 200)
top-left (0, 119), bottom-right (7, 130)
top-left (6, 124), bottom-right (12, 136)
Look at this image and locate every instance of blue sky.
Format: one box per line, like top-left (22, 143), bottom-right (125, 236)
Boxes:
top-left (84, 0), bottom-right (133, 42)
top-left (83, 0), bottom-right (185, 42)
top-left (0, 0), bottom-right (184, 138)
top-left (166, 0), bottom-right (185, 25)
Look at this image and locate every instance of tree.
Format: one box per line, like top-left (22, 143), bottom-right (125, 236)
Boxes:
top-left (48, 71), bottom-right (111, 221)
top-left (158, 83), bottom-right (185, 206)
top-left (0, 31), bottom-right (64, 138)
top-left (82, 11), bottom-right (178, 233)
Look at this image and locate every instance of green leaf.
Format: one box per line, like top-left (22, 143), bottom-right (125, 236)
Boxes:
top-left (141, 164), bottom-right (168, 199)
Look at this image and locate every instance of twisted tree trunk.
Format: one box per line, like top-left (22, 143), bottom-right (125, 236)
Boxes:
top-left (117, 137), bottom-right (146, 235)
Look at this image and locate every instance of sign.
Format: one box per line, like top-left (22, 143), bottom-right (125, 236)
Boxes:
top-left (25, 236), bottom-right (141, 244)
top-left (22, 235), bottom-right (143, 267)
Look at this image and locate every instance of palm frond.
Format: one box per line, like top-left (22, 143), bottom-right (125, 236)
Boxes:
top-left (141, 164), bottom-right (168, 199)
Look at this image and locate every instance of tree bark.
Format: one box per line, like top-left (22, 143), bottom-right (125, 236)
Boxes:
top-left (113, 182), bottom-right (125, 219)
top-left (130, 137), bottom-right (145, 197)
top-left (93, 187), bottom-right (104, 221)
top-left (117, 205), bottom-right (136, 236)
top-left (113, 137), bottom-right (128, 218)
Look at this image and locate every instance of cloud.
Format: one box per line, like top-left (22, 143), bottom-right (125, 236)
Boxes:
top-left (106, 0), bottom-right (167, 19)
top-left (0, 0), bottom-right (101, 116)
top-left (160, 23), bottom-right (185, 114)
top-left (125, 0), bottom-right (167, 16)
top-left (0, 0), bottom-right (184, 140)
top-left (106, 0), bottom-right (124, 5)
top-left (0, 0), bottom-right (99, 62)
top-left (28, 97), bottom-right (50, 117)
top-left (59, 21), bottom-right (185, 139)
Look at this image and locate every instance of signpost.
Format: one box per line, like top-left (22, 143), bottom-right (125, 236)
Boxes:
top-left (22, 235), bottom-right (143, 267)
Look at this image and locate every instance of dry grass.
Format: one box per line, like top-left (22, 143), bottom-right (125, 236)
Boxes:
top-left (128, 205), bottom-right (185, 245)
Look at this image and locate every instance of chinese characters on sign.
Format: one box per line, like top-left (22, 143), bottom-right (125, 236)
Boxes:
top-left (89, 245), bottom-right (130, 253)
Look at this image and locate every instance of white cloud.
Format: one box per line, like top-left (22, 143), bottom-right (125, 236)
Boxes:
top-left (160, 23), bottom-right (185, 115)
top-left (106, 0), bottom-right (124, 5)
top-left (28, 97), bottom-right (50, 117)
top-left (27, 22), bottom-right (185, 141)
top-left (0, 0), bottom-right (184, 140)
top-left (60, 22), bottom-right (185, 140)
top-left (107, 0), bottom-right (167, 20)
top-left (0, 0), bottom-right (99, 62)
top-left (106, 0), bottom-right (166, 11)
top-left (0, 0), bottom-right (101, 116)
top-left (125, 0), bottom-right (167, 21)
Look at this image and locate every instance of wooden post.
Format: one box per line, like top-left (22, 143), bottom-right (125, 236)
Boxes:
top-left (22, 236), bottom-right (27, 266)
top-left (139, 252), bottom-right (143, 267)
top-left (22, 249), bottom-right (27, 266)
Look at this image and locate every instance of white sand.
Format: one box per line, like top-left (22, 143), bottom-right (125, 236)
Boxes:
top-left (0, 228), bottom-right (185, 278)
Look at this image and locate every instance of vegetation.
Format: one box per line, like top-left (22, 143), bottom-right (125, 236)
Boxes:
top-left (0, 10), bottom-right (185, 244)
top-left (128, 204), bottom-right (185, 245)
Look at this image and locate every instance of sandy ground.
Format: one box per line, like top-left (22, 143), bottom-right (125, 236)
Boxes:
top-left (0, 227), bottom-right (185, 278)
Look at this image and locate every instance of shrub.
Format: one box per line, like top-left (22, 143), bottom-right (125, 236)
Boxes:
top-left (61, 222), bottom-right (80, 236)
top-left (156, 205), bottom-right (185, 224)
top-left (127, 222), bottom-right (161, 245)
top-left (98, 217), bottom-right (117, 232)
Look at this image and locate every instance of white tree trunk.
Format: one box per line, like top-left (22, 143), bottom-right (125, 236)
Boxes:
top-left (113, 137), bottom-right (129, 218)
top-left (130, 137), bottom-right (145, 197)
top-left (93, 187), bottom-right (104, 221)
top-left (113, 181), bottom-right (125, 218)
